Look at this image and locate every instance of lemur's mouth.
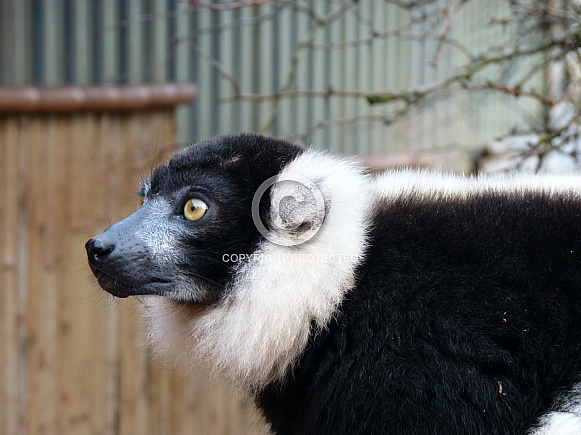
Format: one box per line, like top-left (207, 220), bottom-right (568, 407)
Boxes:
top-left (91, 267), bottom-right (173, 298)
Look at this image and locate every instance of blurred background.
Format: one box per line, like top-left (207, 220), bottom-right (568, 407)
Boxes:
top-left (1, 0), bottom-right (580, 434)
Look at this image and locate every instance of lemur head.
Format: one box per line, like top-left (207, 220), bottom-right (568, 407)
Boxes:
top-left (86, 134), bottom-right (305, 304)
top-left (86, 133), bottom-right (371, 388)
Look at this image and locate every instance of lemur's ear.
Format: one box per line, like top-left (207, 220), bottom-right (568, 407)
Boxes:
top-left (254, 174), bottom-right (328, 247)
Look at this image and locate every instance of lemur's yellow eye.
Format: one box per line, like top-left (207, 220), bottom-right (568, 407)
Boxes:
top-left (183, 198), bottom-right (208, 221)
top-left (137, 197), bottom-right (144, 210)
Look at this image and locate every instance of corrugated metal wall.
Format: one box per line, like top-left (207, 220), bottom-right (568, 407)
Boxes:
top-left (0, 0), bottom-right (543, 170)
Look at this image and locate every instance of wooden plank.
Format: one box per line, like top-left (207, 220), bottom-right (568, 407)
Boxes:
top-left (14, 116), bottom-right (30, 434)
top-left (59, 113), bottom-right (105, 435)
top-left (46, 116), bottom-right (70, 434)
top-left (0, 116), bottom-right (9, 435)
top-left (148, 358), bottom-right (172, 435)
top-left (0, 116), bottom-right (22, 435)
top-left (168, 369), bottom-right (198, 435)
top-left (118, 297), bottom-right (149, 435)
top-left (25, 116), bottom-right (61, 433)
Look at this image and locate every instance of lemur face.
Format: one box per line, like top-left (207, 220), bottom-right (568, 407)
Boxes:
top-left (86, 134), bottom-right (304, 304)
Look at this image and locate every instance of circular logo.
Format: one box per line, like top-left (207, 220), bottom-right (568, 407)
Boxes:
top-left (251, 173), bottom-right (326, 246)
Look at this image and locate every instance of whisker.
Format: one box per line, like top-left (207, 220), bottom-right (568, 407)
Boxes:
top-left (150, 124), bottom-right (162, 176)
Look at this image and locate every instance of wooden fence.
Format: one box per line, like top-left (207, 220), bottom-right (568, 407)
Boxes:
top-left (0, 84), bottom-right (267, 435)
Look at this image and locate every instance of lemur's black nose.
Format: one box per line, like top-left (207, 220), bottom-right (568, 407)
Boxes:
top-left (85, 237), bottom-right (115, 263)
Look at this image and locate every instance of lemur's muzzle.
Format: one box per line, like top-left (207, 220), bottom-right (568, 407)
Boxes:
top-left (86, 206), bottom-right (173, 298)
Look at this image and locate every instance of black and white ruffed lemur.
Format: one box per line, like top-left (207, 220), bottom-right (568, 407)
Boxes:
top-left (87, 133), bottom-right (581, 434)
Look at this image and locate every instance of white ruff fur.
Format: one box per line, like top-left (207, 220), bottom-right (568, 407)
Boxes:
top-left (373, 169), bottom-right (581, 200)
top-left (529, 382), bottom-right (581, 434)
top-left (142, 151), bottom-right (374, 390)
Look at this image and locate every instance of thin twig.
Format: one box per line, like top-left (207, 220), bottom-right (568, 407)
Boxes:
top-left (187, 42), bottom-right (242, 97)
top-left (310, 11), bottom-right (428, 51)
top-left (430, 0), bottom-right (461, 67)
top-left (186, 0), bottom-right (274, 11)
top-left (259, 0), bottom-right (358, 132)
top-left (463, 81), bottom-right (563, 106)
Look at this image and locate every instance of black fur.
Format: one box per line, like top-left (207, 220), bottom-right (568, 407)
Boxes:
top-left (258, 191), bottom-right (581, 434)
